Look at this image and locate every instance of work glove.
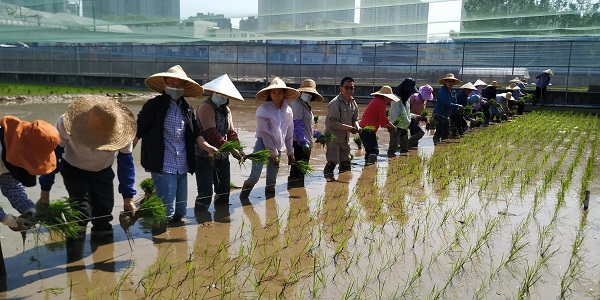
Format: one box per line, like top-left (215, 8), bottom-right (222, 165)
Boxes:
top-left (348, 127), bottom-right (360, 134)
top-left (2, 214), bottom-right (35, 232)
top-left (270, 156), bottom-right (280, 168)
top-left (288, 155), bottom-right (295, 166)
top-left (302, 144), bottom-right (311, 156)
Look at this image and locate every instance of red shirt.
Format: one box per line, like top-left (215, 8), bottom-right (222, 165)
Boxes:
top-left (359, 96), bottom-right (390, 132)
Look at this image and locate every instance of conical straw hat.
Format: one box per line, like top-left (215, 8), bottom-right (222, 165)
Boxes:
top-left (370, 85), bottom-right (400, 102)
top-left (202, 74), bottom-right (244, 101)
top-left (255, 77), bottom-right (300, 101)
top-left (145, 65), bottom-right (204, 97)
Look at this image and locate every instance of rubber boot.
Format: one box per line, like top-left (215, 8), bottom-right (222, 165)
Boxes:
top-left (213, 193), bottom-right (230, 207)
top-left (239, 180), bottom-right (254, 199)
top-left (398, 128), bottom-right (409, 152)
top-left (339, 161), bottom-right (351, 172)
top-left (265, 185), bottom-right (276, 198)
top-left (324, 162), bottom-right (337, 180)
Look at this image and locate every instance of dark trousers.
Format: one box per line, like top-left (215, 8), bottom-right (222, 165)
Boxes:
top-left (195, 155), bottom-right (230, 206)
top-left (534, 87), bottom-right (547, 105)
top-left (359, 130), bottom-right (379, 157)
top-left (61, 160), bottom-right (115, 232)
top-left (432, 114), bottom-right (450, 143)
top-left (290, 141), bottom-right (310, 179)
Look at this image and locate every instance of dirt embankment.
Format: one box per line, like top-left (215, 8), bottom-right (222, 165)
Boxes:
top-left (0, 92), bottom-right (157, 105)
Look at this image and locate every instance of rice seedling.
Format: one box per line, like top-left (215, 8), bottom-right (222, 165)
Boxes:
top-left (353, 136), bottom-right (362, 149)
top-left (360, 125), bottom-right (376, 133)
top-left (323, 130), bottom-right (336, 146)
top-left (239, 149), bottom-right (271, 165)
top-left (135, 195), bottom-right (167, 226)
top-left (215, 140), bottom-right (244, 154)
top-left (313, 115), bottom-right (319, 124)
top-left (294, 160), bottom-right (314, 176)
top-left (35, 198), bottom-right (85, 239)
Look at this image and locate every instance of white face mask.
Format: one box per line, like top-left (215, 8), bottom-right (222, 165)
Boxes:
top-left (165, 86), bottom-right (184, 100)
top-left (300, 92), bottom-right (313, 103)
top-left (212, 94), bottom-right (229, 106)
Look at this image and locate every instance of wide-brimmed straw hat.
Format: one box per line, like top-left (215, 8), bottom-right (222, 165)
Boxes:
top-left (145, 65), bottom-right (204, 97)
top-left (487, 81), bottom-right (503, 88)
top-left (1, 116), bottom-right (59, 175)
top-left (255, 77), bottom-right (300, 101)
top-left (438, 73), bottom-right (461, 85)
top-left (509, 77), bottom-right (521, 83)
top-left (460, 82), bottom-right (477, 90)
top-left (543, 69), bottom-right (553, 75)
top-left (371, 86), bottom-right (400, 102)
top-left (296, 79), bottom-right (324, 102)
top-left (202, 74), bottom-right (244, 101)
top-left (64, 95), bottom-right (137, 151)
top-left (473, 79), bottom-right (487, 87)
top-left (418, 84), bottom-right (434, 101)
top-left (507, 83), bottom-right (521, 90)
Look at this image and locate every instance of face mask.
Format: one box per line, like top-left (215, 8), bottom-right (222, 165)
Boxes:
top-left (300, 93), bottom-right (313, 103)
top-left (165, 86), bottom-right (184, 100)
top-left (212, 94), bottom-right (229, 106)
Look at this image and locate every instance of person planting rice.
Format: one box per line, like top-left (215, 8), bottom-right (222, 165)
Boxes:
top-left (38, 95), bottom-right (138, 261)
top-left (136, 65), bottom-right (217, 231)
top-left (0, 116), bottom-right (59, 233)
top-left (194, 74), bottom-right (245, 211)
top-left (358, 86), bottom-right (398, 164)
top-left (432, 73), bottom-right (463, 145)
top-left (240, 77), bottom-right (299, 199)
top-left (324, 77), bottom-right (360, 180)
top-left (289, 78), bottom-right (324, 187)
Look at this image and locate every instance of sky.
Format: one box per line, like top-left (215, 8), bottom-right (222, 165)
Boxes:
top-left (180, 0), bottom-right (462, 39)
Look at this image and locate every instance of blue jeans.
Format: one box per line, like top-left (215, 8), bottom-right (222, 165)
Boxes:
top-left (151, 172), bottom-right (188, 220)
top-left (247, 138), bottom-right (280, 187)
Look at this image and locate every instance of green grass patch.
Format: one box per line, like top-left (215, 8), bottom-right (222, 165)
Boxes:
top-left (0, 83), bottom-right (141, 96)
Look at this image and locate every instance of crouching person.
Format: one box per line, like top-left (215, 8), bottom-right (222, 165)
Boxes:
top-left (39, 95), bottom-right (138, 260)
top-left (0, 116), bottom-right (59, 233)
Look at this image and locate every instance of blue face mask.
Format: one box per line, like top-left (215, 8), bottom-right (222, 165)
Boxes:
top-left (212, 93), bottom-right (228, 106)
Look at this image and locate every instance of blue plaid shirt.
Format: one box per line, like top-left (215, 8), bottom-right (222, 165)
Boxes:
top-left (0, 173), bottom-right (35, 220)
top-left (162, 100), bottom-right (188, 174)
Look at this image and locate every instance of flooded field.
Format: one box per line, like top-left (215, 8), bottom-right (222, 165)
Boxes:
top-left (1, 97), bottom-right (599, 299)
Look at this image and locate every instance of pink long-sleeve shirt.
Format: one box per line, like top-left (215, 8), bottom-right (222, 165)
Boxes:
top-left (255, 101), bottom-right (294, 157)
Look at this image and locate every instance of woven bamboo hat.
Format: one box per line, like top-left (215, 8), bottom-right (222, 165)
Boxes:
top-left (509, 77), bottom-right (521, 83)
top-left (296, 79), bottom-right (324, 102)
top-left (507, 83), bottom-right (521, 90)
top-left (473, 79), bottom-right (487, 87)
top-left (543, 69), bottom-right (553, 75)
top-left (487, 81), bottom-right (503, 88)
top-left (255, 77), bottom-right (300, 101)
top-left (460, 82), bottom-right (477, 91)
top-left (371, 86), bottom-right (400, 102)
top-left (63, 95), bottom-right (137, 151)
top-left (145, 65), bottom-right (204, 97)
top-left (438, 73), bottom-right (461, 85)
top-left (202, 74), bottom-right (244, 101)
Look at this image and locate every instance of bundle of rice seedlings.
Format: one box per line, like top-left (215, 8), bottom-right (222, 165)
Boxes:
top-left (139, 178), bottom-right (154, 198)
top-left (323, 131), bottom-right (336, 146)
top-left (239, 149), bottom-right (271, 166)
top-left (313, 115), bottom-right (319, 124)
top-left (215, 140), bottom-right (244, 154)
top-left (361, 125), bottom-right (376, 132)
top-left (36, 199), bottom-right (84, 239)
top-left (353, 136), bottom-right (363, 149)
top-left (134, 195), bottom-right (167, 227)
top-left (392, 117), bottom-right (402, 127)
top-left (295, 160), bottom-right (314, 176)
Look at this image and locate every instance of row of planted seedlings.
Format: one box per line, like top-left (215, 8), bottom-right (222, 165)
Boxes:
top-left (420, 111), bottom-right (600, 298)
top-left (96, 111), bottom-right (599, 299)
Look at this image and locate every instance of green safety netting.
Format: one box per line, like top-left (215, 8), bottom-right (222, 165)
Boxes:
top-left (0, 0), bottom-right (599, 44)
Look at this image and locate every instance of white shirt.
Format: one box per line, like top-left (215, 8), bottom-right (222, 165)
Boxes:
top-left (255, 101), bottom-right (294, 157)
top-left (56, 115), bottom-right (132, 172)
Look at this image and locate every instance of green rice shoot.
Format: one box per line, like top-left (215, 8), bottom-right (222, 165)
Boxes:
top-left (216, 140), bottom-right (244, 154)
top-left (361, 125), bottom-right (376, 132)
top-left (135, 195), bottom-right (167, 226)
top-left (353, 136), bottom-right (363, 149)
top-left (392, 117), bottom-right (402, 127)
top-left (240, 149), bottom-right (271, 165)
top-left (36, 198), bottom-right (84, 239)
top-left (313, 115), bottom-right (319, 124)
top-left (295, 160), bottom-right (314, 176)
top-left (139, 178), bottom-right (154, 197)
top-left (324, 130), bottom-right (336, 146)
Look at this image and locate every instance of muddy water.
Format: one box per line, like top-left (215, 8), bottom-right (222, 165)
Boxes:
top-left (1, 97), bottom-right (599, 299)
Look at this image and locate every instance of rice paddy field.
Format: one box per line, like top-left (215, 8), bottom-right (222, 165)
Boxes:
top-left (0, 98), bottom-right (599, 299)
